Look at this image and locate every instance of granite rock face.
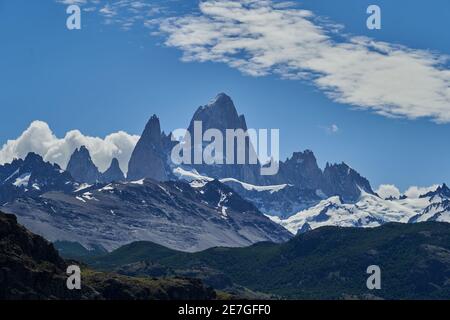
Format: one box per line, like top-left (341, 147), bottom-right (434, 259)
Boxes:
top-left (101, 158), bottom-right (125, 183)
top-left (127, 115), bottom-right (168, 182)
top-left (274, 150), bottom-right (324, 190)
top-left (185, 93), bottom-right (262, 184)
top-left (322, 162), bottom-right (374, 202)
top-left (0, 152), bottom-right (75, 205)
top-left (66, 146), bottom-right (101, 184)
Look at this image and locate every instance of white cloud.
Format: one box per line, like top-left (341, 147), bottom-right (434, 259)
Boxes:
top-left (377, 183), bottom-right (441, 199)
top-left (404, 185), bottom-right (440, 199)
top-left (57, 0), bottom-right (167, 29)
top-left (330, 124), bottom-right (339, 133)
top-left (376, 184), bottom-right (401, 199)
top-left (0, 121), bottom-right (139, 174)
top-left (159, 0), bottom-right (450, 123)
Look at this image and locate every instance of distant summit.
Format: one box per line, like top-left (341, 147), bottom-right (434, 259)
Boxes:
top-left (0, 152), bottom-right (74, 205)
top-left (66, 146), bottom-right (100, 184)
top-left (127, 115), bottom-right (168, 182)
top-left (322, 162), bottom-right (374, 202)
top-left (420, 184), bottom-right (450, 200)
top-left (186, 93), bottom-right (261, 184)
top-left (188, 93), bottom-right (248, 134)
top-left (101, 158), bottom-right (125, 183)
top-left (275, 150), bottom-right (323, 190)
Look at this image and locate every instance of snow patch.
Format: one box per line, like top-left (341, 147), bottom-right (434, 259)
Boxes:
top-left (75, 183), bottom-right (92, 192)
top-left (220, 178), bottom-right (289, 194)
top-left (13, 173), bottom-right (31, 187)
top-left (130, 179), bottom-right (145, 185)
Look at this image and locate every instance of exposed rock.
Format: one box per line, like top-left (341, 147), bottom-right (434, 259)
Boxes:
top-left (275, 150), bottom-right (323, 190)
top-left (127, 115), bottom-right (168, 182)
top-left (0, 211), bottom-right (216, 300)
top-left (66, 146), bottom-right (100, 184)
top-left (2, 179), bottom-right (292, 252)
top-left (322, 162), bottom-right (374, 202)
top-left (185, 93), bottom-right (262, 184)
top-left (101, 158), bottom-right (125, 183)
top-left (0, 152), bottom-right (75, 205)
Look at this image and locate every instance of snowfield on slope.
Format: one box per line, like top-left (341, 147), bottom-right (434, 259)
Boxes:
top-left (268, 186), bottom-right (450, 235)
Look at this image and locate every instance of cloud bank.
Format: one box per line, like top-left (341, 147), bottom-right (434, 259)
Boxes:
top-left (404, 185), bottom-right (440, 199)
top-left (158, 0), bottom-right (450, 123)
top-left (376, 184), bottom-right (440, 199)
top-left (0, 121), bottom-right (139, 174)
top-left (58, 0), bottom-right (166, 30)
top-left (55, 0), bottom-right (450, 122)
top-left (376, 184), bottom-right (401, 199)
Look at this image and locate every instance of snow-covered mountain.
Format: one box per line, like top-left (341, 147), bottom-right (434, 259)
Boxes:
top-left (268, 184), bottom-right (450, 235)
top-left (173, 166), bottom-right (323, 217)
top-left (3, 93), bottom-right (448, 253)
top-left (0, 152), bottom-right (75, 205)
top-left (120, 93), bottom-right (376, 217)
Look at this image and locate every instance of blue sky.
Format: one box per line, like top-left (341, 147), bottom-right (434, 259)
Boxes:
top-left (0, 0), bottom-right (449, 191)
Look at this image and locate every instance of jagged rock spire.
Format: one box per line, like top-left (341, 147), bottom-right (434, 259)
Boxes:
top-left (127, 115), bottom-right (168, 181)
top-left (66, 146), bottom-right (100, 184)
top-left (101, 158), bottom-right (125, 183)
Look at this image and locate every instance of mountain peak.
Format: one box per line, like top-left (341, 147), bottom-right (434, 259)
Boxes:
top-left (140, 114), bottom-right (162, 146)
top-left (24, 152), bottom-right (44, 164)
top-left (420, 183), bottom-right (450, 199)
top-left (127, 115), bottom-right (168, 182)
top-left (79, 145), bottom-right (89, 152)
top-left (322, 162), bottom-right (374, 201)
top-left (189, 93), bottom-right (243, 134)
top-left (66, 146), bottom-right (100, 184)
top-left (111, 157), bottom-right (120, 167)
top-left (209, 92), bottom-right (233, 105)
top-left (71, 145), bottom-right (92, 160)
top-left (101, 158), bottom-right (125, 183)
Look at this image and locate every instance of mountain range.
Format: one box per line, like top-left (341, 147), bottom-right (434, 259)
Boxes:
top-left (269, 184), bottom-right (450, 235)
top-left (1, 93), bottom-right (448, 253)
top-left (1, 168), bottom-right (290, 252)
top-left (124, 93), bottom-right (375, 216)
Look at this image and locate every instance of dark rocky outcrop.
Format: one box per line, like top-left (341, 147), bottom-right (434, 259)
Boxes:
top-left (0, 152), bottom-right (75, 205)
top-left (275, 150), bottom-right (323, 190)
top-left (322, 162), bottom-right (374, 202)
top-left (127, 115), bottom-right (168, 182)
top-left (100, 158), bottom-right (125, 183)
top-left (0, 211), bottom-right (92, 299)
top-left (421, 183), bottom-right (450, 200)
top-left (0, 211), bottom-right (216, 300)
top-left (66, 146), bottom-right (101, 184)
top-left (186, 93), bottom-right (262, 184)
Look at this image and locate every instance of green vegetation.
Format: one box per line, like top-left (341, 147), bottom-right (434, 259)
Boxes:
top-left (78, 222), bottom-right (450, 299)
